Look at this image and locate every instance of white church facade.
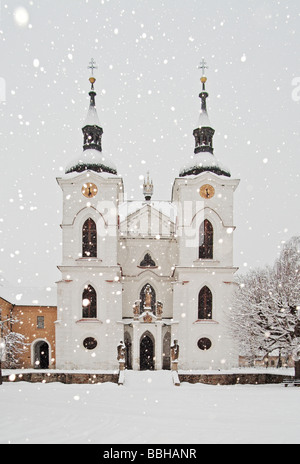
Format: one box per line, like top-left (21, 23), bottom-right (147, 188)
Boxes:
top-left (55, 64), bottom-right (240, 372)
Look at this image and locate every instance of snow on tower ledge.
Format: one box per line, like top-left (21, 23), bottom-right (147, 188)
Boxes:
top-left (65, 149), bottom-right (118, 176)
top-left (180, 151), bottom-right (231, 178)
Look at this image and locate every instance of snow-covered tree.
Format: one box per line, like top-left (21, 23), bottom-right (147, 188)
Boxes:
top-left (229, 267), bottom-right (274, 365)
top-left (229, 236), bottom-right (300, 366)
top-left (0, 315), bottom-right (27, 369)
top-left (271, 236), bottom-right (300, 362)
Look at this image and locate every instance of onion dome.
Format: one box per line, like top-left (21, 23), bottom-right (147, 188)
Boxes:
top-left (179, 59), bottom-right (231, 178)
top-left (66, 59), bottom-right (117, 176)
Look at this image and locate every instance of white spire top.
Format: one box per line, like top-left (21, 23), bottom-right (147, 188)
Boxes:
top-left (84, 103), bottom-right (100, 127)
top-left (198, 107), bottom-right (211, 128)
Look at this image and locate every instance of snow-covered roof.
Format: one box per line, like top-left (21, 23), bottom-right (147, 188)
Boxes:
top-left (0, 285), bottom-right (57, 307)
top-left (65, 149), bottom-right (117, 176)
top-left (84, 104), bottom-right (100, 127)
top-left (198, 109), bottom-right (211, 128)
top-left (179, 151), bottom-right (231, 178)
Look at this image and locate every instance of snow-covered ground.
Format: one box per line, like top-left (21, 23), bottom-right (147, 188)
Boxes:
top-left (2, 367), bottom-right (295, 376)
top-left (0, 370), bottom-right (299, 445)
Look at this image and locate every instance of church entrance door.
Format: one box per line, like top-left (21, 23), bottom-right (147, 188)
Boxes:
top-left (140, 333), bottom-right (155, 371)
top-left (34, 341), bottom-right (49, 369)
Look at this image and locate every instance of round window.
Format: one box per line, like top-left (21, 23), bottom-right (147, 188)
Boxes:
top-left (83, 337), bottom-right (98, 351)
top-left (198, 338), bottom-right (212, 351)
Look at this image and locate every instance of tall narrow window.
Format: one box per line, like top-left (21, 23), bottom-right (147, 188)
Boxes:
top-left (82, 218), bottom-right (97, 258)
top-left (198, 286), bottom-right (213, 320)
top-left (199, 220), bottom-right (213, 259)
top-left (37, 316), bottom-right (45, 329)
top-left (82, 285), bottom-right (97, 319)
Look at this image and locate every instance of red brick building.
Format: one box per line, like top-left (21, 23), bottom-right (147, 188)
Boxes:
top-left (0, 288), bottom-right (57, 369)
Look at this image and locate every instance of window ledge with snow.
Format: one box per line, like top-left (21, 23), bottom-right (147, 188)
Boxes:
top-left (138, 266), bottom-right (159, 270)
top-left (76, 319), bottom-right (103, 324)
top-left (193, 319), bottom-right (219, 325)
top-left (193, 259), bottom-right (220, 265)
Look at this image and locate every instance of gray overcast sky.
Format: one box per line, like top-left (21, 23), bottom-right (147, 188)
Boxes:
top-left (0, 0), bottom-right (299, 288)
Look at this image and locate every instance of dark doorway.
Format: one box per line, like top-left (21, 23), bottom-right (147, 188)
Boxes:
top-left (124, 332), bottom-right (132, 370)
top-left (34, 341), bottom-right (49, 369)
top-left (163, 332), bottom-right (171, 370)
top-left (140, 334), bottom-right (155, 371)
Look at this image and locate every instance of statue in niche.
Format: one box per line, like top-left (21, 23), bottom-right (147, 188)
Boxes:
top-left (117, 341), bottom-right (126, 363)
top-left (133, 301), bottom-right (140, 320)
top-left (144, 285), bottom-right (152, 309)
top-left (171, 340), bottom-right (180, 363)
top-left (140, 284), bottom-right (156, 314)
top-left (157, 301), bottom-right (163, 320)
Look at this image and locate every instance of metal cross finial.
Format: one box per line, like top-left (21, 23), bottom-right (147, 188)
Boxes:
top-left (88, 58), bottom-right (98, 76)
top-left (198, 58), bottom-right (208, 77)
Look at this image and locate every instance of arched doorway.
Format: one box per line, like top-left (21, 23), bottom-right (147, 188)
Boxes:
top-left (140, 333), bottom-right (155, 371)
top-left (33, 341), bottom-right (49, 369)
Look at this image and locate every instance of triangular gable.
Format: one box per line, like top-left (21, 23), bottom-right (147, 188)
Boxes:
top-left (119, 202), bottom-right (176, 237)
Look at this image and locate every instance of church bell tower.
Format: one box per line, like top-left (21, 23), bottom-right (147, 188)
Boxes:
top-left (171, 60), bottom-right (240, 370)
top-left (55, 60), bottom-right (124, 371)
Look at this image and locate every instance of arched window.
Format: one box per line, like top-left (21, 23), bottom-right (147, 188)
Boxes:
top-left (82, 285), bottom-right (97, 319)
top-left (199, 220), bottom-right (213, 259)
top-left (140, 284), bottom-right (156, 314)
top-left (198, 286), bottom-right (213, 320)
top-left (82, 218), bottom-right (97, 258)
top-left (140, 253), bottom-right (156, 268)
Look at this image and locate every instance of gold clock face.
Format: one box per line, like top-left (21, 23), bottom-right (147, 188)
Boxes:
top-left (200, 184), bottom-right (215, 199)
top-left (82, 183), bottom-right (98, 199)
